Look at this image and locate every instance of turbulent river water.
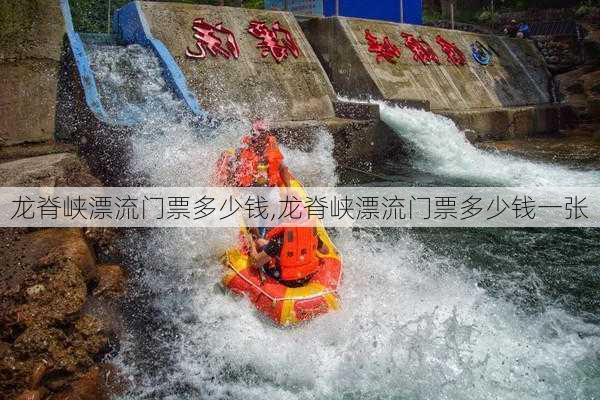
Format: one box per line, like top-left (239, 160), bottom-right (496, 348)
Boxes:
top-left (88, 44), bottom-right (600, 399)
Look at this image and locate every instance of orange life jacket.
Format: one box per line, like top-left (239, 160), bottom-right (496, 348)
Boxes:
top-left (236, 147), bottom-right (259, 187)
top-left (265, 135), bottom-right (284, 187)
top-left (266, 220), bottom-right (320, 281)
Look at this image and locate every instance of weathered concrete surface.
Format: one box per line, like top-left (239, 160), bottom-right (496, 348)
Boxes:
top-left (0, 0), bottom-right (65, 145)
top-left (445, 104), bottom-right (569, 141)
top-left (140, 2), bottom-right (336, 122)
top-left (303, 17), bottom-right (559, 137)
top-left (303, 17), bottom-right (551, 110)
top-left (138, 2), bottom-right (398, 166)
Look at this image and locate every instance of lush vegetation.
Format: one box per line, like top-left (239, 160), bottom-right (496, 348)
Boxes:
top-left (71, 0), bottom-right (264, 32)
top-left (423, 0), bottom-right (600, 25)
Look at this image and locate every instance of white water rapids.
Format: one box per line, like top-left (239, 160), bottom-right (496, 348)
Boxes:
top-left (86, 44), bottom-right (600, 400)
top-left (379, 103), bottom-right (600, 187)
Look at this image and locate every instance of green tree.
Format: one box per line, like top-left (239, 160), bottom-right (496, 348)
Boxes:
top-left (70, 0), bottom-right (264, 33)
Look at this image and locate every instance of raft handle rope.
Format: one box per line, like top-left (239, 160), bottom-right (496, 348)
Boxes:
top-left (227, 263), bottom-right (341, 303)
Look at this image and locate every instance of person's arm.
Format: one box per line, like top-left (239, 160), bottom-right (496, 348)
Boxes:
top-left (252, 250), bottom-right (272, 270)
top-left (249, 236), bottom-right (279, 270)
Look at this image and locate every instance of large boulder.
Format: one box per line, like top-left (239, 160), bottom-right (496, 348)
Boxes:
top-left (0, 227), bottom-right (115, 399)
top-left (0, 153), bottom-right (102, 187)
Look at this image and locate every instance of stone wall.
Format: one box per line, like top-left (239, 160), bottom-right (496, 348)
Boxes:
top-left (536, 36), bottom-right (583, 73)
top-left (0, 0), bottom-right (65, 146)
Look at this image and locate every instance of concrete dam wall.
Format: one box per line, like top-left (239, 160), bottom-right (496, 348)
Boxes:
top-left (138, 2), bottom-right (337, 123)
top-left (3, 0), bottom-right (560, 154)
top-left (0, 0), bottom-right (65, 145)
top-left (303, 17), bottom-right (551, 110)
top-left (302, 17), bottom-right (560, 138)
top-left (135, 2), bottom-right (397, 166)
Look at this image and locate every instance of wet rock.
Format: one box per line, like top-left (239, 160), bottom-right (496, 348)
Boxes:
top-left (49, 367), bottom-right (108, 400)
top-left (1, 228), bottom-right (98, 329)
top-left (84, 228), bottom-right (119, 258)
top-left (25, 284), bottom-right (46, 300)
top-left (15, 388), bottom-right (47, 400)
top-left (93, 265), bottom-right (126, 299)
top-left (30, 359), bottom-right (51, 388)
top-left (477, 133), bottom-right (600, 169)
top-left (0, 153), bottom-right (102, 187)
top-left (566, 82), bottom-right (585, 95)
top-left (0, 341), bottom-right (29, 396)
top-left (14, 260), bottom-right (87, 328)
top-left (557, 66), bottom-right (600, 120)
top-left (0, 226), bottom-right (117, 398)
top-left (73, 315), bottom-right (108, 356)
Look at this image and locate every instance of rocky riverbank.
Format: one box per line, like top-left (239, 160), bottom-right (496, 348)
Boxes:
top-left (0, 149), bottom-right (125, 400)
top-left (477, 125), bottom-right (600, 169)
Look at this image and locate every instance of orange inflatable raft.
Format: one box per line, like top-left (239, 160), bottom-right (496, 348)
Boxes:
top-left (217, 148), bottom-right (343, 325)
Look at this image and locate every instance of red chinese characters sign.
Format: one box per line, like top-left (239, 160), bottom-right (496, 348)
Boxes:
top-left (435, 35), bottom-right (466, 66)
top-left (247, 20), bottom-right (301, 63)
top-left (186, 18), bottom-right (240, 60)
top-left (401, 32), bottom-right (440, 65)
top-left (365, 29), bottom-right (401, 64)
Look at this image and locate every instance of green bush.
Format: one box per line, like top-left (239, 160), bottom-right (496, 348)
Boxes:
top-left (70, 0), bottom-right (264, 33)
top-left (477, 10), bottom-right (492, 23)
top-left (575, 0), bottom-right (598, 17)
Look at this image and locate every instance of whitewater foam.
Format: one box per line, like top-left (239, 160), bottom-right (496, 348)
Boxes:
top-left (86, 45), bottom-right (600, 400)
top-left (379, 103), bottom-right (600, 187)
top-left (116, 118), bottom-right (600, 400)
top-left (116, 224), bottom-right (600, 400)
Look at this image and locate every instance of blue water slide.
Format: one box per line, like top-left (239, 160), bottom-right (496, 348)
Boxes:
top-left (58, 0), bottom-right (206, 127)
top-left (113, 2), bottom-right (206, 119)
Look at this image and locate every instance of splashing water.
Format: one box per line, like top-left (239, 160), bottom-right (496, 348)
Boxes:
top-left (117, 122), bottom-right (600, 400)
top-left (379, 103), bottom-right (600, 186)
top-left (117, 224), bottom-right (600, 400)
top-left (88, 44), bottom-right (191, 123)
top-left (85, 45), bottom-right (600, 399)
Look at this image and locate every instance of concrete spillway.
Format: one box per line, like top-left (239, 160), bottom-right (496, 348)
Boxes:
top-left (3, 1), bottom-right (563, 162)
top-left (302, 17), bottom-right (562, 139)
top-left (138, 2), bottom-right (336, 122)
top-left (130, 2), bottom-right (396, 166)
